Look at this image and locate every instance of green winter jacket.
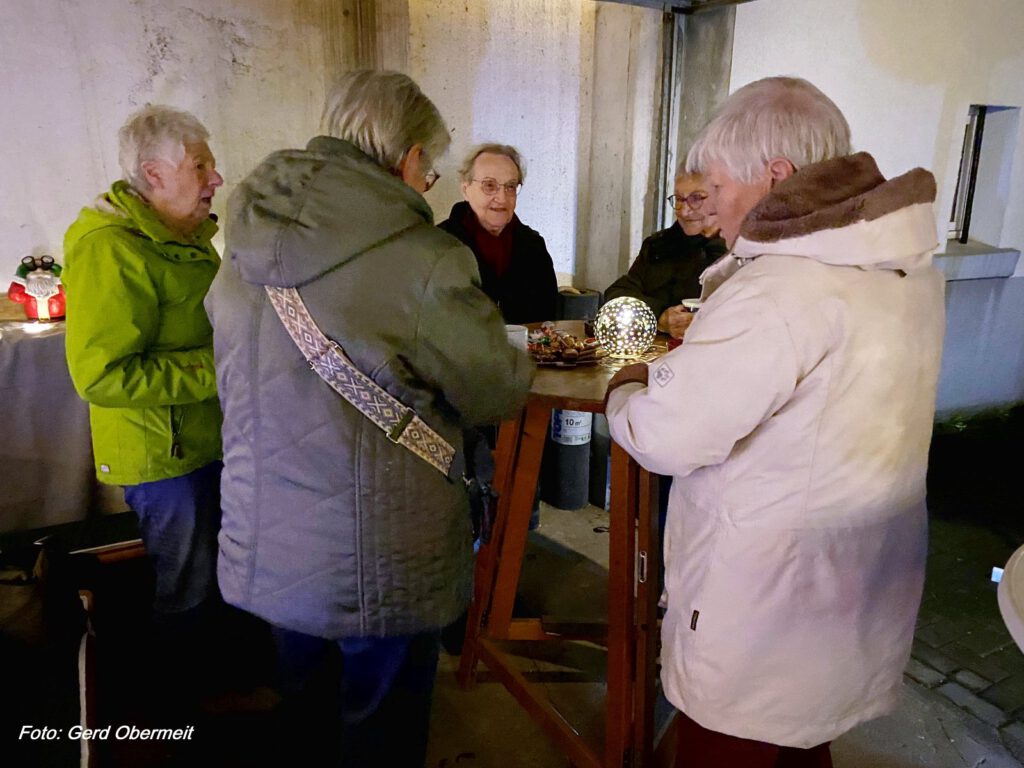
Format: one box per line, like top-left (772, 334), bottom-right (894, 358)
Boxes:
top-left (62, 181), bottom-right (223, 485)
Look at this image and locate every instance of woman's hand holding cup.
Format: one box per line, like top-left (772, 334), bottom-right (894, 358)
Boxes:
top-left (658, 305), bottom-right (696, 340)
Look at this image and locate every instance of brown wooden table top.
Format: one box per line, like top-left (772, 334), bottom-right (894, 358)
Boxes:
top-left (0, 298), bottom-right (26, 322)
top-left (525, 320), bottom-right (669, 412)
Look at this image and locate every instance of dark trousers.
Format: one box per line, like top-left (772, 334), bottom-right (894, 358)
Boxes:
top-left (676, 712), bottom-right (833, 768)
top-left (123, 461), bottom-right (223, 616)
top-left (123, 461), bottom-right (236, 715)
top-left (657, 473), bottom-right (672, 597)
top-left (272, 627), bottom-right (440, 767)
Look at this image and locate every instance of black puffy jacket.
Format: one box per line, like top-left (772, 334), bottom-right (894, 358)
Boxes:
top-left (438, 201), bottom-right (558, 324)
top-left (604, 223), bottom-right (727, 319)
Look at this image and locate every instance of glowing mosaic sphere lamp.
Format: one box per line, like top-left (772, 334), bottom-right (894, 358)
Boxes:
top-left (594, 297), bottom-right (657, 359)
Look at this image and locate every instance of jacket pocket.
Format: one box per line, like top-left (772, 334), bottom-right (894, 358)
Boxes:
top-left (167, 405), bottom-right (183, 461)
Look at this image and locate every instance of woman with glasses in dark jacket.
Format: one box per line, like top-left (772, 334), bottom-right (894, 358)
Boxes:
top-left (438, 143), bottom-right (558, 325)
top-left (605, 166), bottom-right (727, 340)
top-left (603, 166), bottom-right (728, 553)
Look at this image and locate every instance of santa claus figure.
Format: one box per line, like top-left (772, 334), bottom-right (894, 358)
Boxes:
top-left (8, 255), bottom-right (66, 321)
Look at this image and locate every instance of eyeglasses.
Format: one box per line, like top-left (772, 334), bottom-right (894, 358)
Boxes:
top-left (423, 168), bottom-right (440, 192)
top-left (470, 178), bottom-right (521, 197)
top-left (667, 191), bottom-right (708, 211)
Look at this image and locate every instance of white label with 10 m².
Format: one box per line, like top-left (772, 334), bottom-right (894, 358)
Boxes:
top-left (551, 410), bottom-right (592, 446)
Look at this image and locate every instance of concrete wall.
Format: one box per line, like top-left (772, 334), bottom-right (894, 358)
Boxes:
top-left (8, 0), bottom-right (1018, 411)
top-left (939, 277), bottom-right (1024, 416)
top-left (730, 0), bottom-right (1024, 414)
top-left (0, 0), bottom-right (665, 290)
top-left (409, 0), bottom-right (664, 288)
top-left (0, 0), bottom-right (344, 274)
top-left (730, 0), bottom-right (1024, 267)
top-left (408, 0), bottom-right (593, 280)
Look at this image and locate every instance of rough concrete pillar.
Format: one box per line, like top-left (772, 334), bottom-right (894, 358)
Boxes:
top-left (360, 0), bottom-right (410, 72)
top-left (671, 6), bottom-right (735, 170)
top-left (314, 0), bottom-right (409, 88)
top-left (313, 0), bottom-right (360, 85)
top-left (574, 3), bottom-right (665, 294)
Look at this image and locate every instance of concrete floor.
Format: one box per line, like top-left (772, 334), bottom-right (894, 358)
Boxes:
top-left (425, 503), bottom-right (1022, 768)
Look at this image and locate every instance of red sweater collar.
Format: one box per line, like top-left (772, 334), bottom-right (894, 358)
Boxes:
top-left (461, 206), bottom-right (518, 279)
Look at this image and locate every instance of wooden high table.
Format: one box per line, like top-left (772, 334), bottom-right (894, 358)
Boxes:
top-left (458, 323), bottom-right (671, 768)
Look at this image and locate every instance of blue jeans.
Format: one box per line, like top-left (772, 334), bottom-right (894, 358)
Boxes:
top-left (123, 461), bottom-right (222, 616)
top-left (272, 628), bottom-right (440, 766)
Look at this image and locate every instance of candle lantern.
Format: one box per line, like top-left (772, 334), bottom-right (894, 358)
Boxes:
top-left (593, 297), bottom-right (657, 359)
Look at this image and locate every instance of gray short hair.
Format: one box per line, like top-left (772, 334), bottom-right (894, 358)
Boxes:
top-left (686, 77), bottom-right (851, 184)
top-left (321, 70), bottom-right (450, 172)
top-left (118, 105), bottom-right (210, 193)
top-left (457, 143), bottom-right (526, 185)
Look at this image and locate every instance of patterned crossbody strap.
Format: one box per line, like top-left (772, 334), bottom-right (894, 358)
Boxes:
top-left (265, 285), bottom-right (456, 478)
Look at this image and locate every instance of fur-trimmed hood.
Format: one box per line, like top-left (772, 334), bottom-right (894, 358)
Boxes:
top-left (731, 152), bottom-right (938, 272)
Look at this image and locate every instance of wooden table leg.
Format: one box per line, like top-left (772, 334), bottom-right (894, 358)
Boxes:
top-left (458, 410), bottom-right (525, 688)
top-left (458, 401), bottom-right (663, 767)
top-left (484, 400), bottom-right (551, 638)
top-left (606, 442), bottom-right (639, 766)
top-left (634, 468), bottom-right (660, 766)
top-left (477, 638), bottom-right (603, 768)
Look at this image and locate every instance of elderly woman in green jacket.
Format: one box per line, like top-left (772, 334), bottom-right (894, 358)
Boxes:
top-left (62, 106), bottom-right (225, 687)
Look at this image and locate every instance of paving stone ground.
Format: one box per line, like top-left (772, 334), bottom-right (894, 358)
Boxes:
top-left (909, 406), bottom-right (1024, 761)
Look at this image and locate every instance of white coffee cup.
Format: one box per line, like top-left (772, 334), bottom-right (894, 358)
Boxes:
top-left (681, 299), bottom-right (703, 313)
top-left (505, 324), bottom-right (528, 351)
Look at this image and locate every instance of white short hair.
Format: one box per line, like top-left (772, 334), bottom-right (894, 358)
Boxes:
top-left (118, 105), bottom-right (210, 192)
top-left (686, 76), bottom-right (851, 183)
top-left (457, 143), bottom-right (526, 184)
top-left (321, 70), bottom-right (450, 172)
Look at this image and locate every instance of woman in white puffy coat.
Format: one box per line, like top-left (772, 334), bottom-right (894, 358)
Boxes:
top-left (606, 77), bottom-right (945, 767)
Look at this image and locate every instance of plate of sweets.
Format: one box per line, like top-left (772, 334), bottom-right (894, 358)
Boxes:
top-left (527, 323), bottom-right (604, 367)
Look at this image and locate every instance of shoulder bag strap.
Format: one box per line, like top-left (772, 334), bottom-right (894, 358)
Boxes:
top-left (264, 285), bottom-right (456, 478)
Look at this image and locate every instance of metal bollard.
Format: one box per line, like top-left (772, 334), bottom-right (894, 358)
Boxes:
top-left (540, 409), bottom-right (592, 510)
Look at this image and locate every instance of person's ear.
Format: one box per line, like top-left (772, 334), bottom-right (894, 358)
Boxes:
top-left (141, 160), bottom-right (165, 191)
top-left (398, 144), bottom-right (423, 187)
top-left (767, 157), bottom-right (796, 187)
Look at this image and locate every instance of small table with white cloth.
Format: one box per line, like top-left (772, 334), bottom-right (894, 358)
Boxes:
top-left (0, 301), bottom-right (101, 533)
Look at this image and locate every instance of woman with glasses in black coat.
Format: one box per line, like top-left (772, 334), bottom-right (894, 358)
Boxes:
top-left (438, 143), bottom-right (558, 326)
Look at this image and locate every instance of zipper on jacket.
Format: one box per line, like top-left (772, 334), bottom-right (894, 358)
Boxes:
top-left (690, 610), bottom-right (699, 631)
